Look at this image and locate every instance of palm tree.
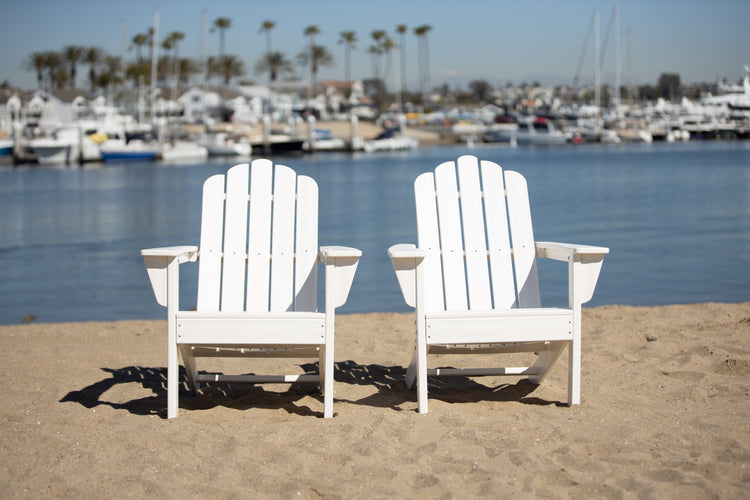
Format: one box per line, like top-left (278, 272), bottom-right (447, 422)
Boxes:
top-left (297, 45), bottom-right (334, 87)
top-left (381, 37), bottom-right (397, 84)
top-left (85, 47), bottom-right (104, 92)
top-left (146, 28), bottom-right (156, 63)
top-left (37, 51), bottom-right (63, 90)
top-left (125, 60), bottom-right (150, 87)
top-left (98, 55), bottom-right (123, 94)
top-left (303, 25), bottom-right (320, 96)
top-left (130, 33), bottom-right (149, 62)
top-left (63, 45), bottom-right (85, 88)
top-left (214, 54), bottom-right (245, 86)
top-left (369, 30), bottom-right (388, 81)
top-left (255, 51), bottom-right (293, 84)
top-left (162, 31), bottom-right (185, 105)
top-left (396, 24), bottom-right (408, 105)
top-left (22, 52), bottom-right (48, 89)
top-left (212, 17), bottom-right (232, 57)
top-left (368, 45), bottom-right (382, 81)
top-left (414, 24), bottom-right (433, 103)
top-left (338, 31), bottom-right (357, 97)
top-left (260, 20), bottom-right (276, 54)
top-left (162, 31), bottom-right (185, 61)
top-left (177, 58), bottom-right (199, 85)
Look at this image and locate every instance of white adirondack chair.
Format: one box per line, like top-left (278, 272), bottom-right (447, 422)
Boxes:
top-left (389, 155), bottom-right (608, 414)
top-left (142, 159), bottom-right (361, 419)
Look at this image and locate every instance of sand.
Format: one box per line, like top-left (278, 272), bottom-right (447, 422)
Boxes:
top-left (1, 303), bottom-right (749, 498)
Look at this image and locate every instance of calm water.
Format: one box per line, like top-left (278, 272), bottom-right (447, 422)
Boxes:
top-left (1, 140), bottom-right (749, 324)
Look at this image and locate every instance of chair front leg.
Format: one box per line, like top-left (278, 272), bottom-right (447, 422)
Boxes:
top-left (166, 257), bottom-right (181, 419)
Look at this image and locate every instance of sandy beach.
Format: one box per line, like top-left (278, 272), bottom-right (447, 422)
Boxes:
top-left (1, 302), bottom-right (749, 498)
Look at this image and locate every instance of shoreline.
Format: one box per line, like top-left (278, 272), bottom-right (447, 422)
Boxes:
top-left (2, 302), bottom-right (749, 497)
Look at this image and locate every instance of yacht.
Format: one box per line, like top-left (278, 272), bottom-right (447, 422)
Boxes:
top-left (515, 117), bottom-right (567, 146)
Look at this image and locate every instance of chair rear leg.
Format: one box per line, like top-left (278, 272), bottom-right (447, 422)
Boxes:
top-left (179, 345), bottom-right (199, 394)
top-left (405, 347), bottom-right (418, 389)
top-left (529, 342), bottom-right (566, 385)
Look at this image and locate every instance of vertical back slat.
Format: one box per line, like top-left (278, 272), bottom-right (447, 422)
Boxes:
top-left (220, 164), bottom-right (250, 311)
top-left (415, 172), bottom-right (445, 312)
top-left (270, 164), bottom-right (296, 312)
top-left (481, 160), bottom-right (516, 309)
top-left (294, 175), bottom-right (319, 311)
top-left (457, 156), bottom-right (492, 310)
top-left (505, 170), bottom-right (541, 307)
top-left (434, 161), bottom-right (468, 311)
top-left (196, 174), bottom-right (226, 312)
top-left (246, 159), bottom-right (273, 311)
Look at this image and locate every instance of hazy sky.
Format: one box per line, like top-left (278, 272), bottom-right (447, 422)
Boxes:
top-left (2, 0), bottom-right (748, 91)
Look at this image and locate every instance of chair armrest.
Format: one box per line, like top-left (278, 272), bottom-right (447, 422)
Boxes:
top-left (536, 241), bottom-right (609, 305)
top-left (535, 241), bottom-right (609, 261)
top-left (141, 245), bottom-right (199, 261)
top-left (319, 245), bottom-right (362, 261)
top-left (319, 246), bottom-right (362, 309)
top-left (141, 246), bottom-right (198, 307)
top-left (388, 244), bottom-right (425, 308)
top-left (388, 243), bottom-right (426, 260)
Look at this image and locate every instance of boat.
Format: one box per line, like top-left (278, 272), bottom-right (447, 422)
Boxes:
top-left (363, 135), bottom-right (418, 153)
top-left (481, 120), bottom-right (519, 145)
top-left (303, 129), bottom-right (349, 152)
top-left (515, 117), bottom-right (567, 146)
top-left (249, 134), bottom-right (305, 155)
top-left (616, 128), bottom-right (653, 143)
top-left (99, 140), bottom-right (159, 161)
top-left (362, 123), bottom-right (418, 153)
top-left (452, 120), bottom-right (485, 142)
top-left (26, 123), bottom-right (103, 165)
top-left (28, 136), bottom-right (73, 165)
top-left (680, 115), bottom-right (720, 140)
top-left (160, 141), bottom-right (209, 162)
top-left (201, 133), bottom-right (251, 157)
top-left (0, 138), bottom-right (13, 157)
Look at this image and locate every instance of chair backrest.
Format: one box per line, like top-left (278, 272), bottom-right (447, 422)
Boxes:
top-left (196, 159), bottom-right (318, 313)
top-left (415, 155), bottom-right (541, 313)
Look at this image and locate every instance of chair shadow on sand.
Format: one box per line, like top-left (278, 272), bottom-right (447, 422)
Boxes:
top-left (60, 360), bottom-right (559, 418)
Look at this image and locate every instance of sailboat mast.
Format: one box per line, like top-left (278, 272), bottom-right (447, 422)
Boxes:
top-left (627, 26), bottom-right (633, 109)
top-left (614, 2), bottom-right (621, 115)
top-left (594, 8), bottom-right (601, 114)
top-left (150, 10), bottom-right (159, 124)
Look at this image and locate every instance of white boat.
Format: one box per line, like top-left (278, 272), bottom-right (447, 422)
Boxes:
top-left (452, 120), bottom-right (485, 142)
top-left (617, 128), bottom-right (653, 143)
top-left (303, 129), bottom-right (349, 152)
top-left (201, 133), bottom-right (251, 157)
top-left (515, 117), bottom-right (567, 146)
top-left (27, 123), bottom-right (102, 165)
top-left (160, 141), bottom-right (209, 162)
top-left (28, 136), bottom-right (72, 165)
top-left (481, 122), bottom-right (519, 144)
top-left (362, 123), bottom-right (419, 153)
top-left (363, 135), bottom-right (418, 153)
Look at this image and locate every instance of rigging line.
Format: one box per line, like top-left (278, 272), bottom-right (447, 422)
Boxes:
top-left (574, 11), bottom-right (594, 88)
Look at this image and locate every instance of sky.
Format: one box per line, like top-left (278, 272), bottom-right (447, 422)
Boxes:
top-left (2, 0), bottom-right (748, 92)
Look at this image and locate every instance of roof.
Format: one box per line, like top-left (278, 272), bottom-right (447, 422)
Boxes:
top-left (320, 80), bottom-right (356, 89)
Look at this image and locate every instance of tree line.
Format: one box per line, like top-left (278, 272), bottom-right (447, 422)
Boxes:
top-left (21, 17), bottom-right (435, 102)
